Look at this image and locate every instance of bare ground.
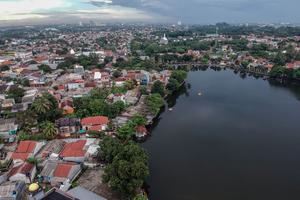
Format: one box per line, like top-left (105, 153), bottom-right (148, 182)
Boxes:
top-left (77, 168), bottom-right (123, 200)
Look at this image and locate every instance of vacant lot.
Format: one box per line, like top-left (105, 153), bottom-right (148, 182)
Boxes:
top-left (77, 168), bottom-right (122, 200)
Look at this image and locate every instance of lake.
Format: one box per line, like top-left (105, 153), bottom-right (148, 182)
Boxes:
top-left (142, 68), bottom-right (300, 200)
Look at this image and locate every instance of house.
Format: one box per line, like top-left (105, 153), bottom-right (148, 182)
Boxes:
top-left (286, 61), bottom-right (300, 69)
top-left (140, 72), bottom-right (150, 85)
top-left (59, 140), bottom-right (87, 163)
top-left (40, 188), bottom-right (77, 200)
top-left (59, 100), bottom-right (75, 115)
top-left (114, 77), bottom-right (126, 87)
top-left (0, 181), bottom-right (26, 200)
top-left (74, 65), bottom-right (84, 75)
top-left (107, 93), bottom-right (125, 104)
top-left (81, 116), bottom-right (109, 132)
top-left (37, 139), bottom-right (66, 160)
top-left (55, 118), bottom-right (80, 137)
top-left (135, 125), bottom-right (148, 139)
top-left (0, 118), bottom-right (18, 143)
top-left (1, 98), bottom-right (15, 109)
top-left (66, 80), bottom-right (85, 90)
top-left (40, 161), bottom-right (81, 188)
top-left (93, 71), bottom-right (102, 80)
top-left (8, 162), bottom-right (37, 184)
top-left (68, 186), bottom-right (107, 200)
top-left (11, 103), bottom-right (28, 113)
top-left (11, 141), bottom-right (44, 162)
top-left (22, 94), bottom-right (36, 106)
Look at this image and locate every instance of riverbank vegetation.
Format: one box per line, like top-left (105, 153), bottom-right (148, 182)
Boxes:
top-left (167, 70), bottom-right (188, 94)
top-left (146, 94), bottom-right (164, 115)
top-left (269, 66), bottom-right (300, 80)
top-left (100, 128), bottom-right (149, 198)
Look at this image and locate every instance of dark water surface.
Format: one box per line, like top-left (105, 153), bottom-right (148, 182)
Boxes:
top-left (142, 69), bottom-right (300, 200)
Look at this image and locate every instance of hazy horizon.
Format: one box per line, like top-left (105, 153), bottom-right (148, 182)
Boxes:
top-left (0, 0), bottom-right (300, 26)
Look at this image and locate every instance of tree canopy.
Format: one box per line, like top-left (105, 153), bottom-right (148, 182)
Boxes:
top-left (101, 137), bottom-right (149, 197)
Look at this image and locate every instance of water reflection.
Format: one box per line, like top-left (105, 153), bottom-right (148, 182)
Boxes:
top-left (268, 79), bottom-right (300, 101)
top-left (143, 69), bottom-right (300, 200)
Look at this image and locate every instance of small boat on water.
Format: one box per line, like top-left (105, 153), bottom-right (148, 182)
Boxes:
top-left (198, 92), bottom-right (202, 96)
top-left (169, 108), bottom-right (173, 111)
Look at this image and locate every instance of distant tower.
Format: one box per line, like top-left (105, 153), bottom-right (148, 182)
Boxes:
top-left (178, 21), bottom-right (182, 26)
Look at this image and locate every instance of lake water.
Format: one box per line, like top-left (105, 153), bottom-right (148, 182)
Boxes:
top-left (142, 68), bottom-right (300, 200)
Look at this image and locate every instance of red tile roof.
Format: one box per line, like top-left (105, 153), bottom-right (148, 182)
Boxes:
top-left (34, 56), bottom-right (48, 63)
top-left (8, 162), bottom-right (35, 177)
top-left (11, 153), bottom-right (31, 161)
top-left (53, 163), bottom-right (75, 178)
top-left (16, 141), bottom-right (37, 153)
top-left (60, 140), bottom-right (86, 158)
top-left (135, 125), bottom-right (147, 133)
top-left (81, 116), bottom-right (109, 126)
top-left (0, 60), bottom-right (13, 66)
top-left (88, 125), bottom-right (102, 132)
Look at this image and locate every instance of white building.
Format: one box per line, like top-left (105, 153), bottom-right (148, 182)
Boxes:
top-left (160, 34), bottom-right (169, 45)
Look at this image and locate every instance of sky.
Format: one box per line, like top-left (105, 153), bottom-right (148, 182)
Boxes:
top-left (0, 0), bottom-right (299, 25)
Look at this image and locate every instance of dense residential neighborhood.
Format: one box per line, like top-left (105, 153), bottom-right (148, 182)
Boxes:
top-left (0, 23), bottom-right (300, 199)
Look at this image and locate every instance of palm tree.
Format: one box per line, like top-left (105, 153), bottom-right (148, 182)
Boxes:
top-left (41, 122), bottom-right (57, 140)
top-left (32, 96), bottom-right (51, 115)
top-left (16, 111), bottom-right (37, 133)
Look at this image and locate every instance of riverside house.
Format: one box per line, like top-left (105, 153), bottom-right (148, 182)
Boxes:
top-left (59, 140), bottom-right (87, 163)
top-left (81, 116), bottom-right (109, 132)
top-left (8, 162), bottom-right (37, 184)
top-left (55, 118), bottom-right (81, 137)
top-left (11, 141), bottom-right (44, 163)
top-left (0, 118), bottom-right (19, 143)
top-left (40, 161), bottom-right (81, 189)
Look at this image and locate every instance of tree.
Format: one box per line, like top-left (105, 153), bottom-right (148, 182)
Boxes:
top-left (151, 80), bottom-right (165, 97)
top-left (140, 86), bottom-right (148, 95)
top-left (273, 52), bottom-right (286, 66)
top-left (38, 64), bottom-right (52, 74)
top-left (6, 87), bottom-right (25, 103)
top-left (124, 80), bottom-right (135, 90)
top-left (26, 157), bottom-right (39, 165)
top-left (113, 70), bottom-right (122, 78)
top-left (146, 94), bottom-right (164, 115)
top-left (133, 194), bottom-right (148, 200)
top-left (41, 121), bottom-right (57, 140)
top-left (20, 78), bottom-right (30, 87)
top-left (130, 115), bottom-right (147, 127)
top-left (117, 123), bottom-right (135, 140)
top-left (166, 78), bottom-right (180, 93)
top-left (103, 142), bottom-right (149, 197)
top-left (170, 70), bottom-right (187, 83)
top-left (31, 93), bottom-right (62, 122)
top-left (0, 65), bottom-right (9, 72)
top-left (116, 116), bottom-right (147, 140)
top-left (31, 96), bottom-right (51, 115)
top-left (99, 136), bottom-right (122, 163)
top-left (110, 101), bottom-right (125, 119)
top-left (16, 110), bottom-right (37, 133)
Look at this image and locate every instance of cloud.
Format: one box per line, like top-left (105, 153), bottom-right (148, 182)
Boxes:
top-left (0, 0), bottom-right (71, 20)
top-left (1, 0), bottom-right (300, 24)
top-left (70, 6), bottom-right (155, 21)
top-left (85, 0), bottom-right (171, 12)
